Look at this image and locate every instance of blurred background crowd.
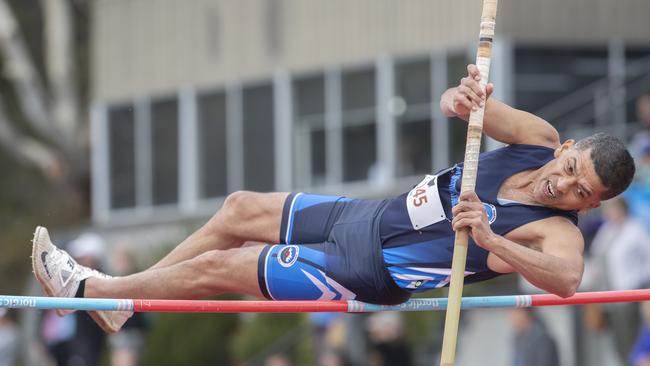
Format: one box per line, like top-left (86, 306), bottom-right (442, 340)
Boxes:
top-left (0, 0), bottom-right (649, 365)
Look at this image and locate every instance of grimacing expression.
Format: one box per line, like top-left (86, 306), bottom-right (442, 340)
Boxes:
top-left (532, 140), bottom-right (607, 211)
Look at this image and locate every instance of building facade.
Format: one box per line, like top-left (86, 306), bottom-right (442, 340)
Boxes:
top-left (90, 0), bottom-right (650, 228)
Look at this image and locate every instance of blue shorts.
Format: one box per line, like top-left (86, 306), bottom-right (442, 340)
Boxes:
top-left (257, 193), bottom-right (411, 305)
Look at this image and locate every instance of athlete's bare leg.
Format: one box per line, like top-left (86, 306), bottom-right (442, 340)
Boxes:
top-left (87, 245), bottom-right (265, 299)
top-left (149, 191), bottom-right (288, 270)
top-left (32, 226), bottom-right (268, 333)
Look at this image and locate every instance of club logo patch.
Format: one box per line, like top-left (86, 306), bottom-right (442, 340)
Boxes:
top-left (278, 245), bottom-right (299, 268)
top-left (482, 203), bottom-right (497, 224)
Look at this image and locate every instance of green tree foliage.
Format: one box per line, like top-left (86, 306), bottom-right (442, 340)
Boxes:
top-left (232, 313), bottom-right (314, 365)
top-left (140, 312), bottom-right (240, 366)
top-left (0, 0), bottom-right (90, 293)
top-left (0, 153), bottom-right (80, 294)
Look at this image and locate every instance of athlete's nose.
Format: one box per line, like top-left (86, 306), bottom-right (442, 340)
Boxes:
top-left (556, 177), bottom-right (576, 193)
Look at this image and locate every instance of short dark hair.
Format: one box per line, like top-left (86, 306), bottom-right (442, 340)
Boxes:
top-left (574, 133), bottom-right (635, 200)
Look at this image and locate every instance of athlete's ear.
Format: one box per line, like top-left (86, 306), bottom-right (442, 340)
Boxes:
top-left (554, 139), bottom-right (576, 158)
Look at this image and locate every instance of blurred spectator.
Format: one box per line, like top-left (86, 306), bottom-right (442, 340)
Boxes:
top-left (108, 246), bottom-right (148, 366)
top-left (579, 212), bottom-right (605, 254)
top-left (580, 303), bottom-right (623, 366)
top-left (342, 314), bottom-right (367, 365)
top-left (633, 143), bottom-right (650, 188)
top-left (68, 233), bottom-right (106, 262)
top-left (319, 348), bottom-right (348, 366)
top-left (66, 233), bottom-right (108, 366)
top-left (264, 352), bottom-right (292, 366)
top-left (41, 309), bottom-right (75, 365)
top-left (310, 312), bottom-right (342, 365)
top-left (366, 312), bottom-right (411, 366)
top-left (0, 309), bottom-right (18, 366)
top-left (630, 302), bottom-right (650, 366)
top-left (582, 196), bottom-right (650, 363)
top-left (623, 184), bottom-right (650, 231)
top-left (509, 308), bottom-right (559, 366)
top-left (626, 95), bottom-right (650, 227)
top-left (587, 197), bottom-right (650, 291)
top-left (629, 93), bottom-right (650, 158)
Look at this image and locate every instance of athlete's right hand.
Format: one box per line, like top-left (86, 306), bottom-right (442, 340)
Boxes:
top-left (451, 191), bottom-right (498, 250)
top-left (443, 64), bottom-right (494, 118)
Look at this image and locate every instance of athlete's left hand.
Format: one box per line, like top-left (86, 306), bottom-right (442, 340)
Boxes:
top-left (451, 191), bottom-right (498, 250)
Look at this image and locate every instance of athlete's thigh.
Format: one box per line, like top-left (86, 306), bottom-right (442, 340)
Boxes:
top-left (219, 243), bottom-right (346, 300)
top-left (224, 191), bottom-right (289, 243)
top-left (280, 193), bottom-right (349, 244)
top-left (256, 243), bottom-right (356, 301)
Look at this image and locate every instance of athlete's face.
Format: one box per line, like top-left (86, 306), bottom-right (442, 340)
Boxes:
top-left (533, 140), bottom-right (607, 212)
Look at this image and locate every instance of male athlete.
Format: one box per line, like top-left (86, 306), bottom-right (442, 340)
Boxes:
top-left (32, 64), bottom-right (635, 333)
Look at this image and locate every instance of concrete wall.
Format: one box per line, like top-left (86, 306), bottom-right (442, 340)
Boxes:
top-left (92, 0), bottom-right (650, 102)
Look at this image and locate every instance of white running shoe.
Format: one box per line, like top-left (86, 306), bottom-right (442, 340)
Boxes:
top-left (31, 226), bottom-right (132, 333)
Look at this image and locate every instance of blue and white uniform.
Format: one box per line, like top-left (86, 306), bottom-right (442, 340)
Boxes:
top-left (257, 144), bottom-right (578, 304)
top-left (381, 144), bottom-right (578, 292)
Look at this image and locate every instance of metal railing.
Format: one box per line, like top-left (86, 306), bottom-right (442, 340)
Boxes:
top-left (534, 53), bottom-right (650, 141)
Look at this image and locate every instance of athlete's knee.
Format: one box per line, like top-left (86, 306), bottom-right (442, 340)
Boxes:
top-left (223, 190), bottom-right (250, 208)
top-left (221, 191), bottom-right (258, 220)
top-left (220, 190), bottom-right (278, 228)
top-left (194, 249), bottom-right (231, 271)
top-left (209, 190), bottom-right (285, 243)
top-left (207, 191), bottom-right (252, 235)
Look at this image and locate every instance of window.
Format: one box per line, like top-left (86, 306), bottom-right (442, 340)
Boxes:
top-left (395, 59), bottom-right (432, 177)
top-left (242, 84), bottom-right (275, 191)
top-left (342, 68), bottom-right (376, 182)
top-left (625, 47), bottom-right (650, 127)
top-left (151, 97), bottom-right (179, 205)
top-left (108, 105), bottom-right (136, 209)
top-left (515, 46), bottom-right (608, 131)
top-left (293, 74), bottom-right (326, 188)
top-left (197, 91), bottom-right (228, 198)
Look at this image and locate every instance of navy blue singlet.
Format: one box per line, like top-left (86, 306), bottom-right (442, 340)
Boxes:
top-left (380, 144), bottom-right (578, 292)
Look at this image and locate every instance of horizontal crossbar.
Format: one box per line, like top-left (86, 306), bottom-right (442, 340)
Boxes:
top-left (2, 289), bottom-right (649, 313)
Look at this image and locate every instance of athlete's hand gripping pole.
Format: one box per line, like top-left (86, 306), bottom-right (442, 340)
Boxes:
top-left (439, 1), bottom-right (498, 365)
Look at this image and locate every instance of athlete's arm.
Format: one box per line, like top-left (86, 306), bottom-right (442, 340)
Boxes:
top-left (440, 64), bottom-right (561, 149)
top-left (452, 191), bottom-right (583, 298)
top-left (485, 218), bottom-right (584, 298)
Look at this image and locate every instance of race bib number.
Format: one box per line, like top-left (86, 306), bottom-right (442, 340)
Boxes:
top-left (406, 175), bottom-right (446, 230)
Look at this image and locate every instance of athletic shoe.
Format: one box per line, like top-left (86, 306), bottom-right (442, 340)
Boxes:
top-left (31, 226), bottom-right (132, 333)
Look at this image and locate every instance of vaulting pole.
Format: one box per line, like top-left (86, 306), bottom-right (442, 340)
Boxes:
top-left (439, 1), bottom-right (498, 365)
